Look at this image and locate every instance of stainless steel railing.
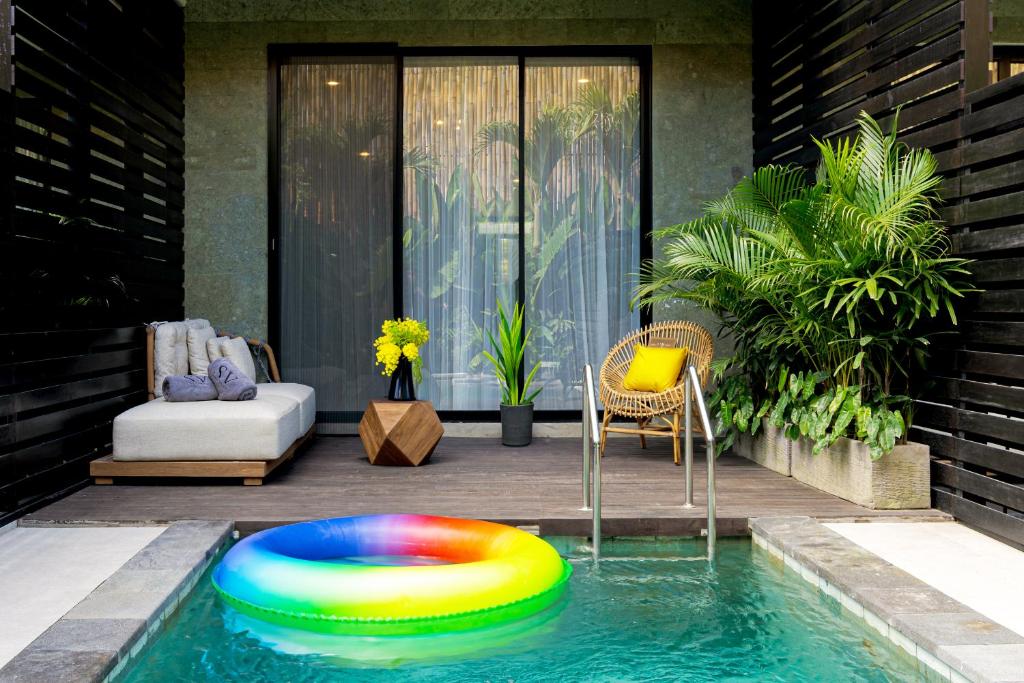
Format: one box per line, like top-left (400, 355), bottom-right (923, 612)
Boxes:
top-left (686, 365), bottom-right (717, 561)
top-left (581, 363), bottom-right (717, 562)
top-left (580, 364), bottom-right (601, 559)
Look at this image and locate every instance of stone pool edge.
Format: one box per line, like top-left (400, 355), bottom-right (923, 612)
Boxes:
top-left (0, 520), bottom-right (232, 683)
top-left (750, 516), bottom-right (1024, 683)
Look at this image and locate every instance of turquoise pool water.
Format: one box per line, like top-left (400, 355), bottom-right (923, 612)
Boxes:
top-left (123, 538), bottom-right (929, 681)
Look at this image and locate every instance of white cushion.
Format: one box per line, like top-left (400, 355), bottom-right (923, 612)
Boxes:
top-left (153, 319), bottom-right (211, 397)
top-left (257, 383), bottom-right (315, 434)
top-left (187, 326), bottom-right (216, 376)
top-left (207, 335), bottom-right (230, 362)
top-left (113, 395), bottom-right (300, 462)
top-left (219, 337), bottom-right (257, 382)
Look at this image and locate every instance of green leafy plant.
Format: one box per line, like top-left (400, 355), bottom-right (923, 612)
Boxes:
top-left (483, 300), bottom-right (542, 406)
top-left (637, 111), bottom-right (974, 459)
top-left (710, 366), bottom-right (907, 459)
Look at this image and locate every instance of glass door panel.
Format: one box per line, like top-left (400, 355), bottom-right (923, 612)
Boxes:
top-left (277, 56), bottom-right (395, 430)
top-left (524, 57), bottom-right (642, 410)
top-left (275, 51), bottom-right (645, 417)
top-left (402, 57), bottom-right (519, 410)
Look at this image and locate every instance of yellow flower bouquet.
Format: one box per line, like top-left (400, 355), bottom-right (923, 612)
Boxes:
top-left (373, 319), bottom-right (429, 400)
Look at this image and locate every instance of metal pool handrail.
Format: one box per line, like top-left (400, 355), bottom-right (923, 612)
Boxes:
top-left (582, 363), bottom-right (717, 562)
top-left (685, 365), bottom-right (717, 561)
top-left (581, 364), bottom-right (601, 559)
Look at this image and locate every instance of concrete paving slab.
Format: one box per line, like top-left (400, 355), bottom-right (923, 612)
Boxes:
top-left (0, 526), bottom-right (165, 668)
top-left (0, 649), bottom-right (115, 683)
top-left (891, 612), bottom-right (1024, 650)
top-left (826, 522), bottom-right (1024, 637)
top-left (0, 520), bottom-right (231, 683)
top-left (938, 644), bottom-right (1024, 683)
top-left (753, 517), bottom-right (1024, 683)
top-left (854, 587), bottom-right (975, 619)
top-left (28, 619), bottom-right (145, 658)
top-left (64, 582), bottom-right (176, 624)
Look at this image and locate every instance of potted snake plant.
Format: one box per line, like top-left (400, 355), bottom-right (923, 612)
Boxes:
top-left (483, 300), bottom-right (541, 447)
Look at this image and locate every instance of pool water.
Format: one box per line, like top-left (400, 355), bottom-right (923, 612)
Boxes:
top-left (123, 538), bottom-right (930, 682)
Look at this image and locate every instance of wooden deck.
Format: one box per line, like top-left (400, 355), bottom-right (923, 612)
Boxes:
top-left (24, 436), bottom-right (948, 535)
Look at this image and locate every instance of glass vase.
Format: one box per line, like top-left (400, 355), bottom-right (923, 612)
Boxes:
top-left (388, 356), bottom-right (416, 401)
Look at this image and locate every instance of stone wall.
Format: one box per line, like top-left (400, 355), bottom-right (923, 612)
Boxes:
top-left (183, 0), bottom-right (752, 350)
top-left (993, 0), bottom-right (1024, 42)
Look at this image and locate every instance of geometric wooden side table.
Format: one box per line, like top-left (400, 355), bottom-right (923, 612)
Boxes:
top-left (358, 400), bottom-right (444, 466)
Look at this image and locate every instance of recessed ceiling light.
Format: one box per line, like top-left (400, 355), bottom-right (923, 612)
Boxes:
top-left (435, 119), bottom-right (445, 126)
top-left (326, 80), bottom-right (340, 86)
top-left (358, 151), bottom-right (370, 157)
top-left (578, 78), bottom-right (590, 84)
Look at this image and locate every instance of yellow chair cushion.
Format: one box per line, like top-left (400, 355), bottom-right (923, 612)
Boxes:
top-left (621, 345), bottom-right (689, 393)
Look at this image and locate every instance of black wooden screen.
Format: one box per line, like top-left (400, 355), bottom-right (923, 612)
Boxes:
top-left (913, 74), bottom-right (1024, 546)
top-left (753, 0), bottom-right (1024, 545)
top-left (752, 0), bottom-right (974, 171)
top-left (0, 0), bottom-right (185, 524)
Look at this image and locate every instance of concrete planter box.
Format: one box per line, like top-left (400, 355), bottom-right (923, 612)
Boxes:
top-left (732, 419), bottom-right (792, 476)
top-left (733, 422), bottom-right (930, 509)
top-left (790, 437), bottom-right (930, 509)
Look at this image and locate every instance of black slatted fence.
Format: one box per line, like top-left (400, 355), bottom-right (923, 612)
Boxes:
top-left (754, 0), bottom-right (1024, 545)
top-left (913, 73), bottom-right (1024, 546)
top-left (753, 0), bottom-right (979, 172)
top-left (0, 0), bottom-right (185, 524)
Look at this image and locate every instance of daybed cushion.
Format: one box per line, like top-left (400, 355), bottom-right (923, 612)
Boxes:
top-left (219, 336), bottom-right (257, 382)
top-left (257, 383), bottom-right (315, 434)
top-left (113, 395), bottom-right (300, 462)
top-left (153, 319), bottom-right (211, 397)
top-left (187, 326), bottom-right (217, 375)
top-left (207, 335), bottom-right (230, 362)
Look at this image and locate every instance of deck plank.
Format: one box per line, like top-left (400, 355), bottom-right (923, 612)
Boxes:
top-left (23, 436), bottom-right (949, 533)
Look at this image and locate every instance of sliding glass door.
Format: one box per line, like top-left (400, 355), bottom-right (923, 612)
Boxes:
top-left (402, 55), bottom-right (641, 411)
top-left (402, 57), bottom-right (519, 410)
top-left (524, 58), bottom-right (642, 410)
top-left (276, 56), bottom-right (395, 429)
top-left (273, 49), bottom-right (645, 422)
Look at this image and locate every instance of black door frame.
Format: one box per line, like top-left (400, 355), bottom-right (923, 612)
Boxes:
top-left (268, 43), bottom-right (653, 423)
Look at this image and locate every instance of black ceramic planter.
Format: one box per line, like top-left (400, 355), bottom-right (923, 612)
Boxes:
top-left (500, 403), bottom-right (534, 447)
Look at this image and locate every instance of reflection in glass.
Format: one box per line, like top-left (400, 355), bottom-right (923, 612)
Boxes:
top-left (522, 58), bottom-right (641, 410)
top-left (278, 57), bottom-right (394, 429)
top-left (277, 54), bottom-right (641, 416)
top-left (402, 57), bottom-right (519, 410)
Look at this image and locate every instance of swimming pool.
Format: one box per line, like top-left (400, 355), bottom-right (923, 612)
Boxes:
top-left (122, 537), bottom-right (930, 681)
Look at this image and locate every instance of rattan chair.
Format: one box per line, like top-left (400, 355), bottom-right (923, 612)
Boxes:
top-left (598, 321), bottom-right (714, 464)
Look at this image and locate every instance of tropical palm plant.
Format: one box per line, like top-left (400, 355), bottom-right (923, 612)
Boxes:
top-left (635, 111), bottom-right (973, 458)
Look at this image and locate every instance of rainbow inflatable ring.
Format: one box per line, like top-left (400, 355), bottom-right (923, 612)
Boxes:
top-left (212, 514), bottom-right (572, 636)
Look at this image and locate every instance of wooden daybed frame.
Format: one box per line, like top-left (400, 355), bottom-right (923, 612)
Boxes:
top-left (89, 326), bottom-right (315, 486)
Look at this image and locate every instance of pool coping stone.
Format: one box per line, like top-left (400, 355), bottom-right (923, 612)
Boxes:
top-left (0, 520), bottom-right (232, 683)
top-left (750, 516), bottom-right (1024, 683)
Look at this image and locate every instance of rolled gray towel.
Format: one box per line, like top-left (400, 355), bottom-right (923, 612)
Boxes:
top-left (208, 357), bottom-right (258, 401)
top-left (162, 375), bottom-right (218, 402)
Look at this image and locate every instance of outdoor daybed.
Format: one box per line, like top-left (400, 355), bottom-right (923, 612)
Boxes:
top-left (89, 319), bottom-right (315, 485)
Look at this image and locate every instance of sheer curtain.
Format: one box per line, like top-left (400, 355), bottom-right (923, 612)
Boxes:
top-left (402, 57), bottom-right (519, 410)
top-left (525, 58), bottom-right (641, 410)
top-left (278, 57), bottom-right (395, 430)
top-left (275, 53), bottom-right (641, 417)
